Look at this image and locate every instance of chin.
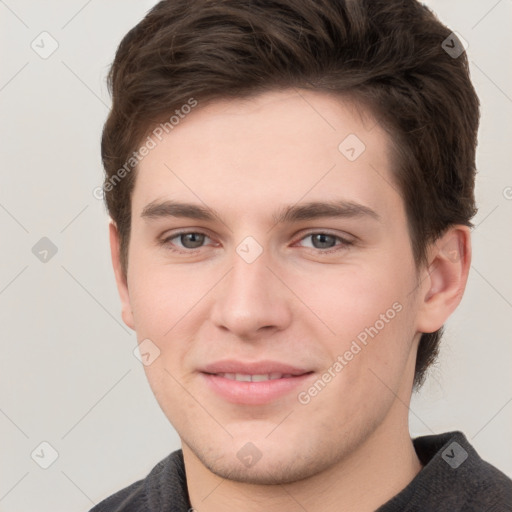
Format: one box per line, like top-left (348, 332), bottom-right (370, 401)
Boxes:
top-left (202, 454), bottom-right (324, 485)
top-left (188, 435), bottom-right (338, 485)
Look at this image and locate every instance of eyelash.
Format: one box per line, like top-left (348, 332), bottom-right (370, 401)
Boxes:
top-left (159, 230), bottom-right (354, 255)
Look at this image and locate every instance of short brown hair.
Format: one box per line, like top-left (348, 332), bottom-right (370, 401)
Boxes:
top-left (101, 0), bottom-right (480, 388)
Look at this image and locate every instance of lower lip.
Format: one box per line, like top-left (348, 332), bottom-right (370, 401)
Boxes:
top-left (201, 372), bottom-right (314, 405)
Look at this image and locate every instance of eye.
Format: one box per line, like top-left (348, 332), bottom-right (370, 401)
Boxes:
top-left (161, 231), bottom-right (212, 251)
top-left (160, 230), bottom-right (353, 255)
top-left (296, 232), bottom-right (352, 252)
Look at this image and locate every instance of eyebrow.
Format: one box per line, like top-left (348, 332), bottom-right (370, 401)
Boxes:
top-left (140, 199), bottom-right (380, 225)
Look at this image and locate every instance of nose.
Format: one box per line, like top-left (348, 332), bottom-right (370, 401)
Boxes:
top-left (209, 243), bottom-right (293, 340)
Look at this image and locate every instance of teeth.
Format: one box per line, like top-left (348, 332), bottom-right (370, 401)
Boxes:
top-left (252, 374), bottom-right (272, 382)
top-left (217, 373), bottom-right (289, 382)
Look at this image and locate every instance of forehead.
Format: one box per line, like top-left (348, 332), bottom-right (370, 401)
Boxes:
top-left (131, 89), bottom-right (401, 223)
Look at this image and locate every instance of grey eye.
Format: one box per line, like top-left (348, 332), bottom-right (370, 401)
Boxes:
top-left (178, 233), bottom-right (206, 249)
top-left (308, 233), bottom-right (338, 249)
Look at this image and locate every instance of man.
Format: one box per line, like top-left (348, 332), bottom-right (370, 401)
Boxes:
top-left (91, 0), bottom-right (512, 510)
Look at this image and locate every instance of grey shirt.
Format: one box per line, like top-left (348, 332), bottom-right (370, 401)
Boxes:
top-left (90, 431), bottom-right (512, 511)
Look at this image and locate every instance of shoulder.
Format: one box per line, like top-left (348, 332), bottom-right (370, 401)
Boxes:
top-left (463, 456), bottom-right (512, 510)
top-left (88, 449), bottom-right (190, 512)
top-left (378, 431), bottom-right (512, 511)
top-left (88, 478), bottom-right (145, 512)
top-left (417, 431), bottom-right (512, 510)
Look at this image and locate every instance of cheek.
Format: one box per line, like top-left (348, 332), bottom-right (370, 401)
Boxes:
top-left (127, 261), bottom-right (204, 380)
top-left (305, 259), bottom-right (417, 378)
top-left (303, 265), bottom-right (408, 333)
top-left (300, 302), bottom-right (416, 427)
top-left (127, 257), bottom-right (191, 334)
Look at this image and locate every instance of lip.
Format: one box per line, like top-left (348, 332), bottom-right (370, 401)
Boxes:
top-left (200, 360), bottom-right (314, 405)
top-left (201, 359), bottom-right (311, 376)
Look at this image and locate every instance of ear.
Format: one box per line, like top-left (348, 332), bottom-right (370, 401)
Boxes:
top-left (109, 221), bottom-right (135, 331)
top-left (416, 226), bottom-right (471, 334)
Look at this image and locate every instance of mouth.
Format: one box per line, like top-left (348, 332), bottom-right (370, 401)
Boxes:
top-left (211, 372), bottom-right (301, 382)
top-left (199, 360), bottom-right (315, 405)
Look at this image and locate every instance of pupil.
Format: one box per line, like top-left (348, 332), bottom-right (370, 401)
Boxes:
top-left (313, 233), bottom-right (335, 249)
top-left (181, 233), bottom-right (204, 248)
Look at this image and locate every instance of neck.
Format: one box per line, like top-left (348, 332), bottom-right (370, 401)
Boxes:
top-left (183, 404), bottom-right (422, 512)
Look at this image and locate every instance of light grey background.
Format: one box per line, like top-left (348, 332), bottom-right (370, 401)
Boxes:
top-left (0, 0), bottom-right (511, 510)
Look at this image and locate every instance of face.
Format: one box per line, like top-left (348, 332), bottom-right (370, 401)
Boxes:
top-left (113, 89), bottom-right (427, 484)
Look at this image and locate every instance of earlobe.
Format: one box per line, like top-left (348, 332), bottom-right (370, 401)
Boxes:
top-left (416, 226), bottom-right (471, 333)
top-left (109, 221), bottom-right (135, 331)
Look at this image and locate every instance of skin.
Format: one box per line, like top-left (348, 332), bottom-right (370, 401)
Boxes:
top-left (110, 89), bottom-right (471, 511)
